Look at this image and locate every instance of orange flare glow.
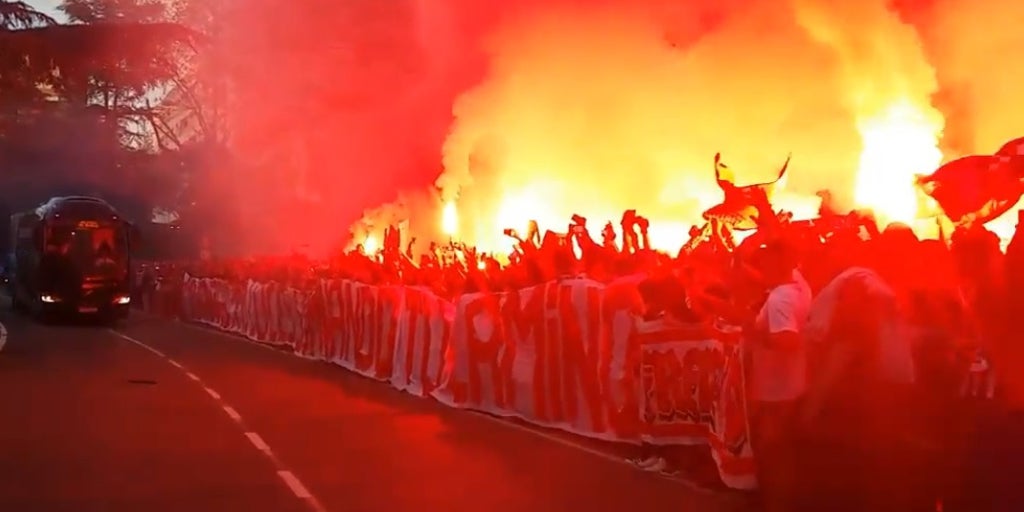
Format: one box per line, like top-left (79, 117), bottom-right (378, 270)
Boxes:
top-left (363, 234), bottom-right (379, 255)
top-left (441, 201), bottom-right (458, 237)
top-left (853, 100), bottom-right (943, 226)
top-left (346, 0), bottom-right (1024, 254)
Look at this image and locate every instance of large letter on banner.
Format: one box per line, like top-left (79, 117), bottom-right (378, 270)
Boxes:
top-left (251, 280), bottom-right (271, 341)
top-left (635, 319), bottom-right (756, 490)
top-left (389, 286), bottom-right (452, 397)
top-left (544, 280), bottom-right (606, 433)
top-left (318, 279), bottom-right (344, 364)
top-left (326, 282), bottom-right (400, 381)
top-left (372, 285), bottom-right (404, 379)
top-left (434, 278), bottom-right (620, 439)
top-left (434, 287), bottom-right (515, 410)
top-left (352, 284), bottom-right (381, 376)
top-left (180, 274), bottom-right (195, 319)
top-left (319, 280), bottom-right (450, 397)
top-left (281, 287), bottom-right (306, 347)
top-left (335, 280), bottom-right (364, 369)
top-left (598, 275), bottom-right (649, 438)
top-left (295, 282), bottom-right (326, 359)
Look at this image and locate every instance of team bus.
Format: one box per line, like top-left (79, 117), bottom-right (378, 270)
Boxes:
top-left (9, 196), bottom-right (133, 320)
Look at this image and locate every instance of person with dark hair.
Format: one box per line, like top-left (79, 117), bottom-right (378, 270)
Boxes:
top-left (743, 236), bottom-right (811, 512)
top-left (951, 215), bottom-right (1024, 511)
top-left (799, 235), bottom-right (917, 511)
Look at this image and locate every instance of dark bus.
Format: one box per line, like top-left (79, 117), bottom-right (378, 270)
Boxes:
top-left (8, 196), bottom-right (133, 320)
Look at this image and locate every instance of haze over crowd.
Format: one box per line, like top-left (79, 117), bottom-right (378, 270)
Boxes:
top-left (333, 0), bottom-right (1024, 254)
top-left (17, 0), bottom-right (1024, 255)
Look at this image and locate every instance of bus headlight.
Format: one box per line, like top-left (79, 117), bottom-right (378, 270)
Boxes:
top-left (114, 295), bottom-right (131, 305)
top-left (40, 295), bottom-right (58, 303)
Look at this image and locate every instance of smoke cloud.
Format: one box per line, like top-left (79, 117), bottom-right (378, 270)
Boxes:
top-left (432, 0), bottom-right (883, 250)
top-left (212, 0), bottom-right (1024, 253)
top-left (921, 0), bottom-right (1024, 153)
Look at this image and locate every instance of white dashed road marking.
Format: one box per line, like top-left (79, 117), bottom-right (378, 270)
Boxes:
top-left (111, 330), bottom-right (165, 358)
top-left (245, 432), bottom-right (272, 453)
top-left (115, 319), bottom-right (714, 504)
top-left (223, 405), bottom-right (242, 422)
top-left (108, 330), bottom-right (326, 512)
top-left (278, 470), bottom-right (314, 498)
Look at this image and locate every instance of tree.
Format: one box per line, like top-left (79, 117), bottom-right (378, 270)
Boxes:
top-left (0, 1), bottom-right (211, 258)
top-left (55, 0), bottom-right (223, 153)
top-left (0, 21), bottom-right (202, 142)
top-left (58, 0), bottom-right (167, 24)
top-left (149, 0), bottom-right (229, 149)
top-left (0, 1), bottom-right (56, 30)
top-left (0, 17), bottom-right (203, 211)
top-left (0, 1), bottom-right (58, 112)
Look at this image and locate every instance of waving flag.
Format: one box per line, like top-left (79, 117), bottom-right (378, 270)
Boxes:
top-left (917, 154), bottom-right (1024, 226)
top-left (997, 137), bottom-right (1024, 157)
top-left (702, 153), bottom-right (791, 230)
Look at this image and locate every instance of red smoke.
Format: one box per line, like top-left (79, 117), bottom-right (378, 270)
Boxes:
top-left (199, 0), bottom-right (1024, 254)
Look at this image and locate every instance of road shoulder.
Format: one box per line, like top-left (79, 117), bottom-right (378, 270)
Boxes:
top-left (116, 314), bottom-right (751, 512)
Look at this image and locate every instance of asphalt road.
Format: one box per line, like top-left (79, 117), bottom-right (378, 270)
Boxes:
top-left (0, 310), bottom-right (748, 512)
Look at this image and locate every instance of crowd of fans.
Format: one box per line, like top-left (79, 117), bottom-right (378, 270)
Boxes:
top-left (138, 198), bottom-right (1024, 512)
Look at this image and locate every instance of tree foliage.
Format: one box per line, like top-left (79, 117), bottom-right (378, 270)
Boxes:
top-left (0, 1), bottom-right (206, 229)
top-left (1, 22), bottom-right (200, 96)
top-left (0, 0), bottom-right (244, 253)
top-left (0, 20), bottom-right (203, 163)
top-left (59, 0), bottom-right (168, 24)
top-left (0, 1), bottom-right (57, 106)
top-left (0, 1), bottom-right (57, 30)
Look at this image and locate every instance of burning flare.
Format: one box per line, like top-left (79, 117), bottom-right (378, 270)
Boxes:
top-left (363, 234), bottom-right (379, 255)
top-left (349, 0), bottom-right (1024, 254)
top-left (854, 100), bottom-right (944, 225)
top-left (441, 200), bottom-right (459, 237)
top-left (792, 0), bottom-right (945, 230)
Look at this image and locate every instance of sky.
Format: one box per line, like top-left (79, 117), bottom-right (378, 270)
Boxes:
top-left (26, 0), bottom-right (65, 21)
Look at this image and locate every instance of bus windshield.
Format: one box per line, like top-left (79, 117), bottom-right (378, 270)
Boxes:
top-left (45, 223), bottom-right (127, 277)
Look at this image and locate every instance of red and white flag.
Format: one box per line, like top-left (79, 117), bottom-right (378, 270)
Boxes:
top-left (997, 137), bottom-right (1024, 157)
top-left (917, 154), bottom-right (1024, 225)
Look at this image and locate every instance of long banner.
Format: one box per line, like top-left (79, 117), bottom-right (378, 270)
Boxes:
top-left (179, 274), bottom-right (756, 489)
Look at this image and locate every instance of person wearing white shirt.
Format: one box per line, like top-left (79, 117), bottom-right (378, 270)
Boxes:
top-left (744, 239), bottom-right (812, 512)
top-left (751, 269), bottom-right (812, 402)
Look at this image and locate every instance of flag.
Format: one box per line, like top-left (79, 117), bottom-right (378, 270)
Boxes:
top-left (997, 137), bottom-right (1024, 157)
top-left (916, 155), bottom-right (1024, 226)
top-left (702, 153), bottom-right (791, 230)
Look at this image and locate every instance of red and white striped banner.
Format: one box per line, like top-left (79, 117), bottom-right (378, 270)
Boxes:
top-left (180, 274), bottom-right (755, 489)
